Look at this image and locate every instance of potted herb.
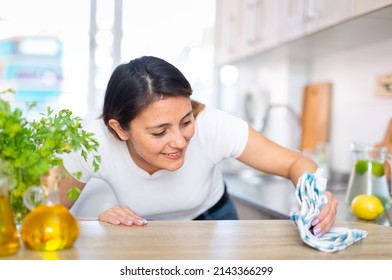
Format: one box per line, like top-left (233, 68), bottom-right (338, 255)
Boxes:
top-left (0, 89), bottom-right (100, 224)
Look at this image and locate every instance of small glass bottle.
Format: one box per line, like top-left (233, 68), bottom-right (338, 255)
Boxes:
top-left (0, 161), bottom-right (20, 257)
top-left (20, 167), bottom-right (79, 251)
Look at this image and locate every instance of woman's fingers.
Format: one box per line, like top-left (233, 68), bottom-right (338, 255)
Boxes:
top-left (98, 205), bottom-right (148, 226)
top-left (312, 191), bottom-right (338, 237)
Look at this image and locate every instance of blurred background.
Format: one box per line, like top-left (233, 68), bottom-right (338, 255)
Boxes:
top-left (1, 0), bottom-right (392, 221)
top-left (1, 0), bottom-right (392, 185)
top-left (0, 0), bottom-right (216, 120)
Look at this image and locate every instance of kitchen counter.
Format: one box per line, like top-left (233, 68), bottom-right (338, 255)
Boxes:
top-left (224, 170), bottom-right (392, 226)
top-left (3, 220), bottom-right (392, 260)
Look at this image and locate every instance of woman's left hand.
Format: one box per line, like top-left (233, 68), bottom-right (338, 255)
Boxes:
top-left (311, 191), bottom-right (338, 237)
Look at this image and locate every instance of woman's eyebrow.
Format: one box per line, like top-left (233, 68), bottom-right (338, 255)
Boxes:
top-left (182, 110), bottom-right (194, 120)
top-left (146, 109), bottom-right (193, 130)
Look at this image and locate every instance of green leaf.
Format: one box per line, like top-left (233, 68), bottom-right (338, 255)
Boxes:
top-left (1, 92), bottom-right (101, 206)
top-left (67, 186), bottom-right (81, 200)
top-left (74, 171), bottom-right (83, 180)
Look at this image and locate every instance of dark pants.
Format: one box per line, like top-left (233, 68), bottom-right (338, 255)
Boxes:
top-left (193, 187), bottom-right (239, 220)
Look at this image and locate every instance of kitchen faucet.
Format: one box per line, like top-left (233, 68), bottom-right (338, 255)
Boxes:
top-left (256, 104), bottom-right (302, 151)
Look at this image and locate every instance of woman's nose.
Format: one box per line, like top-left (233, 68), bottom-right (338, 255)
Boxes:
top-left (169, 129), bottom-right (186, 148)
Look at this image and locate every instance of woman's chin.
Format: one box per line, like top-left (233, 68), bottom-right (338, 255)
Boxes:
top-left (163, 159), bottom-right (185, 171)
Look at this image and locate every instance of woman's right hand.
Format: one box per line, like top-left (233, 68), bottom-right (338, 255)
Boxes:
top-left (98, 205), bottom-right (148, 226)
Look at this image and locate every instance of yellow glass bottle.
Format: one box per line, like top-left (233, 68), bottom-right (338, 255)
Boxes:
top-left (20, 168), bottom-right (79, 251)
top-left (0, 161), bottom-right (20, 257)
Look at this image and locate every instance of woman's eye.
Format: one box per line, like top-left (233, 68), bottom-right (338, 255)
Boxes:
top-left (152, 131), bottom-right (166, 138)
top-left (181, 120), bottom-right (192, 127)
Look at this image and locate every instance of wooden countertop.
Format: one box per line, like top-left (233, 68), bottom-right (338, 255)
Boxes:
top-left (3, 220), bottom-right (392, 260)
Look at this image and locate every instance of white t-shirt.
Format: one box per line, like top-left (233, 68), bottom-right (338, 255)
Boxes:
top-left (62, 106), bottom-right (249, 220)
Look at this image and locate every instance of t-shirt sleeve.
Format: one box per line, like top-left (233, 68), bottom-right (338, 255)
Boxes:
top-left (197, 107), bottom-right (249, 163)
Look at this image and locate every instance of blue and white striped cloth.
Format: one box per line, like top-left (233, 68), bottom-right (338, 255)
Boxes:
top-left (290, 169), bottom-right (368, 253)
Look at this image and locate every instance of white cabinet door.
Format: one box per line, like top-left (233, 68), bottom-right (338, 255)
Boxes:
top-left (277, 0), bottom-right (306, 42)
top-left (215, 0), bottom-right (280, 64)
top-left (215, 0), bottom-right (392, 65)
top-left (302, 0), bottom-right (354, 34)
top-left (215, 0), bottom-right (245, 65)
top-left (243, 0), bottom-right (279, 53)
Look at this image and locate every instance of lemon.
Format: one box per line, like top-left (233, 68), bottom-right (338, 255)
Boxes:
top-left (355, 160), bottom-right (368, 175)
top-left (351, 194), bottom-right (384, 220)
top-left (371, 161), bottom-right (385, 177)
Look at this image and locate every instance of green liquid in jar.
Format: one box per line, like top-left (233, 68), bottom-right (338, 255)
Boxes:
top-left (347, 160), bottom-right (391, 208)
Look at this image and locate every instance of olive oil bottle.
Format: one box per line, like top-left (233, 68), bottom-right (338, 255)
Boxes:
top-left (0, 189), bottom-right (20, 257)
top-left (20, 168), bottom-right (79, 251)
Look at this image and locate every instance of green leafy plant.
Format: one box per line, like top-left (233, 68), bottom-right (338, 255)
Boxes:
top-left (0, 89), bottom-right (100, 223)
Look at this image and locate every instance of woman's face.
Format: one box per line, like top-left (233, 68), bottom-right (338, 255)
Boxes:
top-left (124, 96), bottom-right (195, 174)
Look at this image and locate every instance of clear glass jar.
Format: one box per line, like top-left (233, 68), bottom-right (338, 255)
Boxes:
top-left (346, 142), bottom-right (392, 208)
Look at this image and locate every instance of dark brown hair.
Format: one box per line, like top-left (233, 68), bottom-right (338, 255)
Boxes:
top-left (102, 56), bottom-right (202, 138)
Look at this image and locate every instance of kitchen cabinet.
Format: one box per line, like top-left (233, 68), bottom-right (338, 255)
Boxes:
top-left (353, 0), bottom-right (392, 15)
top-left (277, 0), bottom-right (353, 42)
top-left (301, 0), bottom-right (353, 34)
top-left (215, 1), bottom-right (392, 174)
top-left (242, 0), bottom-right (280, 59)
top-left (215, 0), bottom-right (392, 65)
top-left (214, 0), bottom-right (244, 65)
top-left (215, 0), bottom-right (281, 65)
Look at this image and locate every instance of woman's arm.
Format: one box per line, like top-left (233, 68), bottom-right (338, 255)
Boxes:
top-left (58, 165), bottom-right (147, 226)
top-left (237, 126), bottom-right (338, 237)
top-left (237, 126), bottom-right (318, 185)
top-left (58, 165), bottom-right (86, 209)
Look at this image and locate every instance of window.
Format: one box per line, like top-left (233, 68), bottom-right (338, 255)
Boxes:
top-left (0, 0), bottom-right (216, 120)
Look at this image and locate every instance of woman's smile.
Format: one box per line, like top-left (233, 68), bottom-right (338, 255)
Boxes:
top-left (162, 150), bottom-right (183, 160)
top-left (123, 96), bottom-right (195, 174)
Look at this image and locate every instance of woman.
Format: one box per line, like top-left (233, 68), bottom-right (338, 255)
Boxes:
top-left (59, 56), bottom-right (337, 237)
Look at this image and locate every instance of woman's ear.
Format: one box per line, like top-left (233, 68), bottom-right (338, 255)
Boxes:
top-left (108, 119), bottom-right (129, 141)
